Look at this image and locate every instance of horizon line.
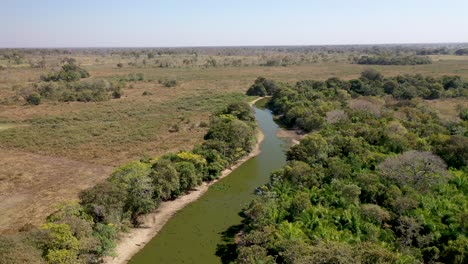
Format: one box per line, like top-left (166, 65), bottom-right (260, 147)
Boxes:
top-left (1, 41), bottom-right (468, 49)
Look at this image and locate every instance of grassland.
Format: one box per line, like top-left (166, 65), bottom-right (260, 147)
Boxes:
top-left (0, 50), bottom-right (467, 233)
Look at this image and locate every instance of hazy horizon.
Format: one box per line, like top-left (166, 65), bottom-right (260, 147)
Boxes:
top-left (2, 0), bottom-right (468, 48)
top-left (1, 42), bottom-right (468, 49)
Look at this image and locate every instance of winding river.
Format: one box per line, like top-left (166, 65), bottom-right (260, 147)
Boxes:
top-left (130, 98), bottom-right (288, 263)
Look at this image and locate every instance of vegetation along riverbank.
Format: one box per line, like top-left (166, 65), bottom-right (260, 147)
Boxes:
top-left (231, 72), bottom-right (468, 263)
top-left (0, 100), bottom-right (261, 263)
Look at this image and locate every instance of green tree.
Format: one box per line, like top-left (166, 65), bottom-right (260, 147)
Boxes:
top-left (40, 223), bottom-right (80, 264)
top-left (150, 159), bottom-right (180, 201)
top-left (79, 182), bottom-right (127, 224)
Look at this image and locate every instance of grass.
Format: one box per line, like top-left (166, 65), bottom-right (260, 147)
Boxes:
top-left (0, 124), bottom-right (20, 131)
top-left (0, 92), bottom-right (248, 166)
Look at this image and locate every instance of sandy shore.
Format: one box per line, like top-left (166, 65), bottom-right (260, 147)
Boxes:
top-left (104, 98), bottom-right (265, 264)
top-left (276, 129), bottom-right (305, 146)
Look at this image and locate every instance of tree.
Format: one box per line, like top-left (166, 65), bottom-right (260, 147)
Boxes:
top-left (175, 161), bottom-right (201, 191)
top-left (377, 151), bottom-right (447, 191)
top-left (435, 135), bottom-right (468, 169)
top-left (361, 69), bottom-right (383, 82)
top-left (246, 77), bottom-right (278, 96)
top-left (204, 116), bottom-right (255, 162)
top-left (92, 223), bottom-right (118, 256)
top-left (150, 159), bottom-right (180, 201)
top-left (109, 161), bottom-right (151, 189)
top-left (287, 133), bottom-right (330, 166)
top-left (40, 223), bottom-right (80, 264)
top-left (125, 176), bottom-right (155, 225)
top-left (79, 182), bottom-right (127, 224)
top-left (279, 161), bottom-right (321, 188)
top-left (220, 102), bottom-right (256, 123)
top-left (235, 245), bottom-right (275, 264)
top-left (360, 204), bottom-right (391, 224)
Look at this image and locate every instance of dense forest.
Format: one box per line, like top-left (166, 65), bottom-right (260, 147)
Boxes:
top-left (0, 102), bottom-right (258, 263)
top-left (236, 72), bottom-right (468, 263)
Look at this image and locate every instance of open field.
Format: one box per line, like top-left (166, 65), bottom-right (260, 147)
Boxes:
top-left (1, 52), bottom-right (468, 233)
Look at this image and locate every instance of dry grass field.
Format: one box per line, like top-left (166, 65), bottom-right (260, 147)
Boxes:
top-left (1, 52), bottom-right (467, 233)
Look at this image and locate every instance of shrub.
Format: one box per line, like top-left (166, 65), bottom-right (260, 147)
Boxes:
top-left (41, 62), bottom-right (89, 82)
top-left (26, 92), bottom-right (41, 105)
top-left (163, 79), bottom-right (177, 87)
top-left (459, 107), bottom-right (468, 121)
top-left (112, 87), bottom-right (122, 99)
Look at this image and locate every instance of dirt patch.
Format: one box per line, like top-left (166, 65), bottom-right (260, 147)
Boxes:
top-left (0, 148), bottom-right (113, 234)
top-left (276, 129), bottom-right (305, 146)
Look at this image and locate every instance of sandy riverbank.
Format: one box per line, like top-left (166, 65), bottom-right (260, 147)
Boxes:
top-left (104, 98), bottom-right (265, 264)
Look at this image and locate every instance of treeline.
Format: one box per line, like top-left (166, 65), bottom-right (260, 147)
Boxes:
top-left (233, 77), bottom-right (468, 263)
top-left (355, 55), bottom-right (432, 65)
top-left (0, 102), bottom-right (258, 264)
top-left (455, 48), bottom-right (468, 56)
top-left (19, 61), bottom-right (124, 105)
top-left (247, 69), bottom-right (468, 108)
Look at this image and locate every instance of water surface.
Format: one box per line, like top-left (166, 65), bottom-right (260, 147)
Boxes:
top-left (130, 99), bottom-right (287, 263)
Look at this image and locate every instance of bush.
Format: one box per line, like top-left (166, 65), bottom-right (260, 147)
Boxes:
top-left (26, 92), bottom-right (41, 105)
top-left (112, 87), bottom-right (122, 99)
top-left (435, 135), bottom-right (468, 169)
top-left (163, 79), bottom-right (177, 87)
top-left (459, 107), bottom-right (468, 121)
top-left (41, 61), bottom-right (89, 82)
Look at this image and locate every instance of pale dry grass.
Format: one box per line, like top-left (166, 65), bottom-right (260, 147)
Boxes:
top-left (424, 98), bottom-right (468, 122)
top-left (0, 149), bottom-right (113, 234)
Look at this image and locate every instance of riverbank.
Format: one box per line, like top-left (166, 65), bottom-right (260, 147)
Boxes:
top-left (276, 129), bottom-right (305, 146)
top-left (104, 98), bottom-right (265, 264)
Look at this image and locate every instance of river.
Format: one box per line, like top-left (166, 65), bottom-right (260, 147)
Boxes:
top-left (129, 98), bottom-right (288, 263)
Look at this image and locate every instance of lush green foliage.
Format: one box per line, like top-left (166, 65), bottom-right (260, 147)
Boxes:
top-left (246, 77), bottom-right (278, 97)
top-left (235, 74), bottom-right (468, 263)
top-left (21, 61), bottom-right (123, 104)
top-left (0, 101), bottom-right (258, 263)
top-left (355, 55), bottom-right (432, 65)
top-left (33, 79), bottom-right (125, 103)
top-left (40, 61), bottom-right (90, 82)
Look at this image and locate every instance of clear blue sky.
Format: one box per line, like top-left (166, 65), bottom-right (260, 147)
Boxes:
top-left (1, 0), bottom-right (468, 47)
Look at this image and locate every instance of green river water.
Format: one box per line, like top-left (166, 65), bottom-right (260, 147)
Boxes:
top-left (130, 98), bottom-right (288, 264)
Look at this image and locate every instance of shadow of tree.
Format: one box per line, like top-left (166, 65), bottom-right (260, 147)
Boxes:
top-left (215, 223), bottom-right (244, 264)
